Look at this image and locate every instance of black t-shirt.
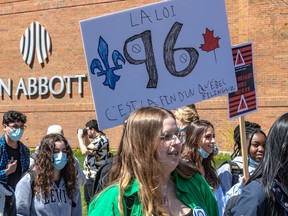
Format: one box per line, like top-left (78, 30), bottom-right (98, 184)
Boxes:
top-left (6, 144), bottom-right (22, 190)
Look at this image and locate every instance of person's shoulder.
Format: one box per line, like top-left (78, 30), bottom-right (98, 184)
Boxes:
top-left (244, 179), bottom-right (264, 197)
top-left (97, 184), bottom-right (119, 198)
top-left (21, 171), bottom-right (34, 181)
top-left (89, 185), bottom-right (119, 214)
top-left (228, 179), bottom-right (266, 215)
top-left (93, 133), bottom-right (108, 141)
top-left (98, 132), bottom-right (109, 140)
top-left (19, 142), bottom-right (30, 151)
top-left (191, 172), bottom-right (213, 188)
top-left (236, 180), bottom-right (265, 204)
top-left (0, 135), bottom-right (5, 146)
top-left (232, 156), bottom-right (243, 164)
top-left (192, 172), bottom-right (204, 180)
top-left (101, 132), bottom-right (108, 137)
top-left (101, 133), bottom-right (109, 141)
top-left (175, 172), bottom-right (208, 191)
top-left (23, 145), bottom-right (30, 153)
top-left (217, 161), bottom-right (232, 173)
top-left (16, 171), bottom-right (33, 188)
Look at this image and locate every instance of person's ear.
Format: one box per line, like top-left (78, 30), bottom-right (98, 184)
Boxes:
top-left (3, 124), bottom-right (8, 131)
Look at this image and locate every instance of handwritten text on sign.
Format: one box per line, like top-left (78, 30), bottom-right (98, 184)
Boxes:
top-left (80, 0), bottom-right (237, 130)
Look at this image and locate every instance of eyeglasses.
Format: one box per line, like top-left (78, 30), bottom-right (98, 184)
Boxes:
top-left (160, 131), bottom-right (186, 144)
top-left (7, 124), bottom-right (27, 130)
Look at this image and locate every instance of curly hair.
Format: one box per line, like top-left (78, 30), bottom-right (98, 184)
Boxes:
top-left (181, 119), bottom-right (219, 189)
top-left (33, 133), bottom-right (78, 200)
top-left (231, 121), bottom-right (266, 159)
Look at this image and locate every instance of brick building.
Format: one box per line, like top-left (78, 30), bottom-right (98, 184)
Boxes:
top-left (0, 0), bottom-right (287, 151)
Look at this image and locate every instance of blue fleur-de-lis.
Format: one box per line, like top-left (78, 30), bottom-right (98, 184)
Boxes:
top-left (90, 36), bottom-right (126, 90)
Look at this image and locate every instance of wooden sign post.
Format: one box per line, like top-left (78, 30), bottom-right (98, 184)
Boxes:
top-left (239, 116), bottom-right (249, 181)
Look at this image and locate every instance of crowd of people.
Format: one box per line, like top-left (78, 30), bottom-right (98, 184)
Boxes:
top-left (0, 107), bottom-right (287, 216)
top-left (0, 110), bottom-right (110, 216)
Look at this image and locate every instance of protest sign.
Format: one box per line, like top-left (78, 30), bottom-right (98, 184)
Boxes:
top-left (228, 42), bottom-right (257, 119)
top-left (228, 42), bottom-right (258, 180)
top-left (80, 0), bottom-right (236, 130)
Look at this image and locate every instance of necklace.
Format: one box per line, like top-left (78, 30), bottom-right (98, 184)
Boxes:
top-left (162, 182), bottom-right (170, 206)
top-left (163, 197), bottom-right (169, 206)
top-left (162, 179), bottom-right (174, 207)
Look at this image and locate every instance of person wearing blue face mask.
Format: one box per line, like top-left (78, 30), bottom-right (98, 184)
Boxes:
top-left (15, 133), bottom-right (82, 216)
top-left (53, 150), bottom-right (68, 170)
top-left (217, 121), bottom-right (266, 215)
top-left (181, 120), bottom-right (219, 188)
top-left (0, 110), bottom-right (30, 190)
top-left (181, 119), bottom-right (224, 215)
top-left (29, 124), bottom-right (86, 187)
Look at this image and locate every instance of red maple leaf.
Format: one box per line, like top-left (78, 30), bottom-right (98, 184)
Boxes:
top-left (200, 28), bottom-right (220, 63)
top-left (200, 28), bottom-right (220, 52)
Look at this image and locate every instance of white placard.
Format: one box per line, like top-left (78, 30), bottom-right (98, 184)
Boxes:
top-left (80, 0), bottom-right (237, 130)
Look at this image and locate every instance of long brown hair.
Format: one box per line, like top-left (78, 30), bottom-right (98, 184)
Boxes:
top-left (33, 133), bottom-right (77, 199)
top-left (109, 106), bottom-right (177, 215)
top-left (181, 119), bottom-right (220, 189)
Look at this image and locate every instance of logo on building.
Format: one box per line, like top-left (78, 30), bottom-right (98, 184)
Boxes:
top-left (20, 22), bottom-right (52, 68)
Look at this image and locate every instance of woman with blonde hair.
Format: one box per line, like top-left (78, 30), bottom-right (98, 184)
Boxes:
top-left (173, 104), bottom-right (199, 132)
top-left (89, 106), bottom-right (218, 216)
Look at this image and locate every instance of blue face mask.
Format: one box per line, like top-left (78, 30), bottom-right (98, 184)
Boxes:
top-left (53, 152), bottom-right (67, 170)
top-left (8, 128), bottom-right (24, 142)
top-left (179, 125), bottom-right (186, 132)
top-left (198, 147), bottom-right (210, 158)
top-left (213, 144), bottom-right (219, 156)
top-left (248, 156), bottom-right (260, 167)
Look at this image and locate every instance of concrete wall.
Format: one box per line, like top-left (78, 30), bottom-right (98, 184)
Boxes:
top-left (0, 0), bottom-right (287, 151)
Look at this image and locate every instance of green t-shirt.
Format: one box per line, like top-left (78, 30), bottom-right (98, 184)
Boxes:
top-left (88, 172), bottom-right (219, 216)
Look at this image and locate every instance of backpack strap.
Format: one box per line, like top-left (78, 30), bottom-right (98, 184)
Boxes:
top-left (220, 160), bottom-right (243, 186)
top-left (0, 181), bottom-right (16, 216)
top-left (229, 161), bottom-right (242, 186)
top-left (223, 193), bottom-right (241, 216)
top-left (92, 157), bottom-right (114, 197)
